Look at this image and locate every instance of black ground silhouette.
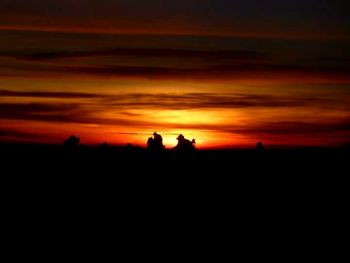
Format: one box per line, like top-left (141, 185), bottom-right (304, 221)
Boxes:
top-left (1, 134), bottom-right (348, 177)
top-left (1, 135), bottom-right (348, 218)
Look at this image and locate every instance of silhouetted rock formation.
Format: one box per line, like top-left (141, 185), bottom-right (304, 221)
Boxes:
top-left (174, 134), bottom-right (196, 153)
top-left (147, 132), bottom-right (165, 152)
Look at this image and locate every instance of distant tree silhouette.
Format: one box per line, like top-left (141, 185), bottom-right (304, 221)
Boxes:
top-left (126, 143), bottom-right (134, 149)
top-left (99, 142), bottom-right (109, 154)
top-left (147, 132), bottom-right (165, 152)
top-left (256, 142), bottom-right (265, 153)
top-left (174, 134), bottom-right (196, 153)
top-left (64, 135), bottom-right (80, 149)
top-left (100, 142), bottom-right (109, 149)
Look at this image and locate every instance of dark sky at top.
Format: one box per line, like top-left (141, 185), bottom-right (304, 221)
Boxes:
top-left (1, 0), bottom-right (349, 38)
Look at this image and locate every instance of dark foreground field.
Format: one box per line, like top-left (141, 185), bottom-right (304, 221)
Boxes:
top-left (1, 143), bottom-right (349, 176)
top-left (1, 143), bottom-right (348, 232)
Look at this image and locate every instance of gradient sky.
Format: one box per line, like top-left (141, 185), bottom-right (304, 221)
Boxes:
top-left (0, 0), bottom-right (350, 148)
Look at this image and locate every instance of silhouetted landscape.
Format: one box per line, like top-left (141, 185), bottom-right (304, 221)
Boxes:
top-left (2, 133), bottom-right (349, 177)
top-left (2, 133), bottom-right (349, 228)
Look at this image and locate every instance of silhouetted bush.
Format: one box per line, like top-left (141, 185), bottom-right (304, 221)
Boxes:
top-left (256, 142), bottom-right (265, 152)
top-left (147, 132), bottom-right (165, 152)
top-left (174, 134), bottom-right (196, 153)
top-left (64, 135), bottom-right (80, 149)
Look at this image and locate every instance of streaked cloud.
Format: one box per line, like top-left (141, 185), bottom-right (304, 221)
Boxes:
top-left (0, 90), bottom-right (336, 111)
top-left (1, 0), bottom-right (349, 39)
top-left (0, 48), bottom-right (265, 61)
top-left (1, 88), bottom-right (349, 146)
top-left (0, 2), bottom-right (349, 147)
top-left (1, 41), bottom-right (349, 84)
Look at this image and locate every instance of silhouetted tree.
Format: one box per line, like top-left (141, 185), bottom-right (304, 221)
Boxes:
top-left (100, 142), bottom-right (109, 149)
top-left (98, 142), bottom-right (110, 155)
top-left (64, 135), bottom-right (80, 149)
top-left (126, 143), bottom-right (134, 149)
top-left (174, 134), bottom-right (196, 153)
top-left (256, 142), bottom-right (265, 153)
top-left (147, 132), bottom-right (165, 152)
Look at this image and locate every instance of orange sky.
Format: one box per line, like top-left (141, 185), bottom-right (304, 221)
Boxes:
top-left (1, 75), bottom-right (349, 148)
top-left (0, 1), bottom-right (350, 148)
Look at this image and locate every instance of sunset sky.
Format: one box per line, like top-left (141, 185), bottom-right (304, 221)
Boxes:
top-left (0, 0), bottom-right (350, 148)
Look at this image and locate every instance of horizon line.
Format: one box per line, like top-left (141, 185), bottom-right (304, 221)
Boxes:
top-left (0, 141), bottom-right (348, 150)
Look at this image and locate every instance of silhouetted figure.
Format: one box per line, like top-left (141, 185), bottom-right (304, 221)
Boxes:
top-left (147, 132), bottom-right (165, 152)
top-left (174, 134), bottom-right (196, 153)
top-left (64, 135), bottom-right (80, 149)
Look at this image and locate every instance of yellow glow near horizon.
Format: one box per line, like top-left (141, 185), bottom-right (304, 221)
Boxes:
top-left (1, 76), bottom-right (349, 148)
